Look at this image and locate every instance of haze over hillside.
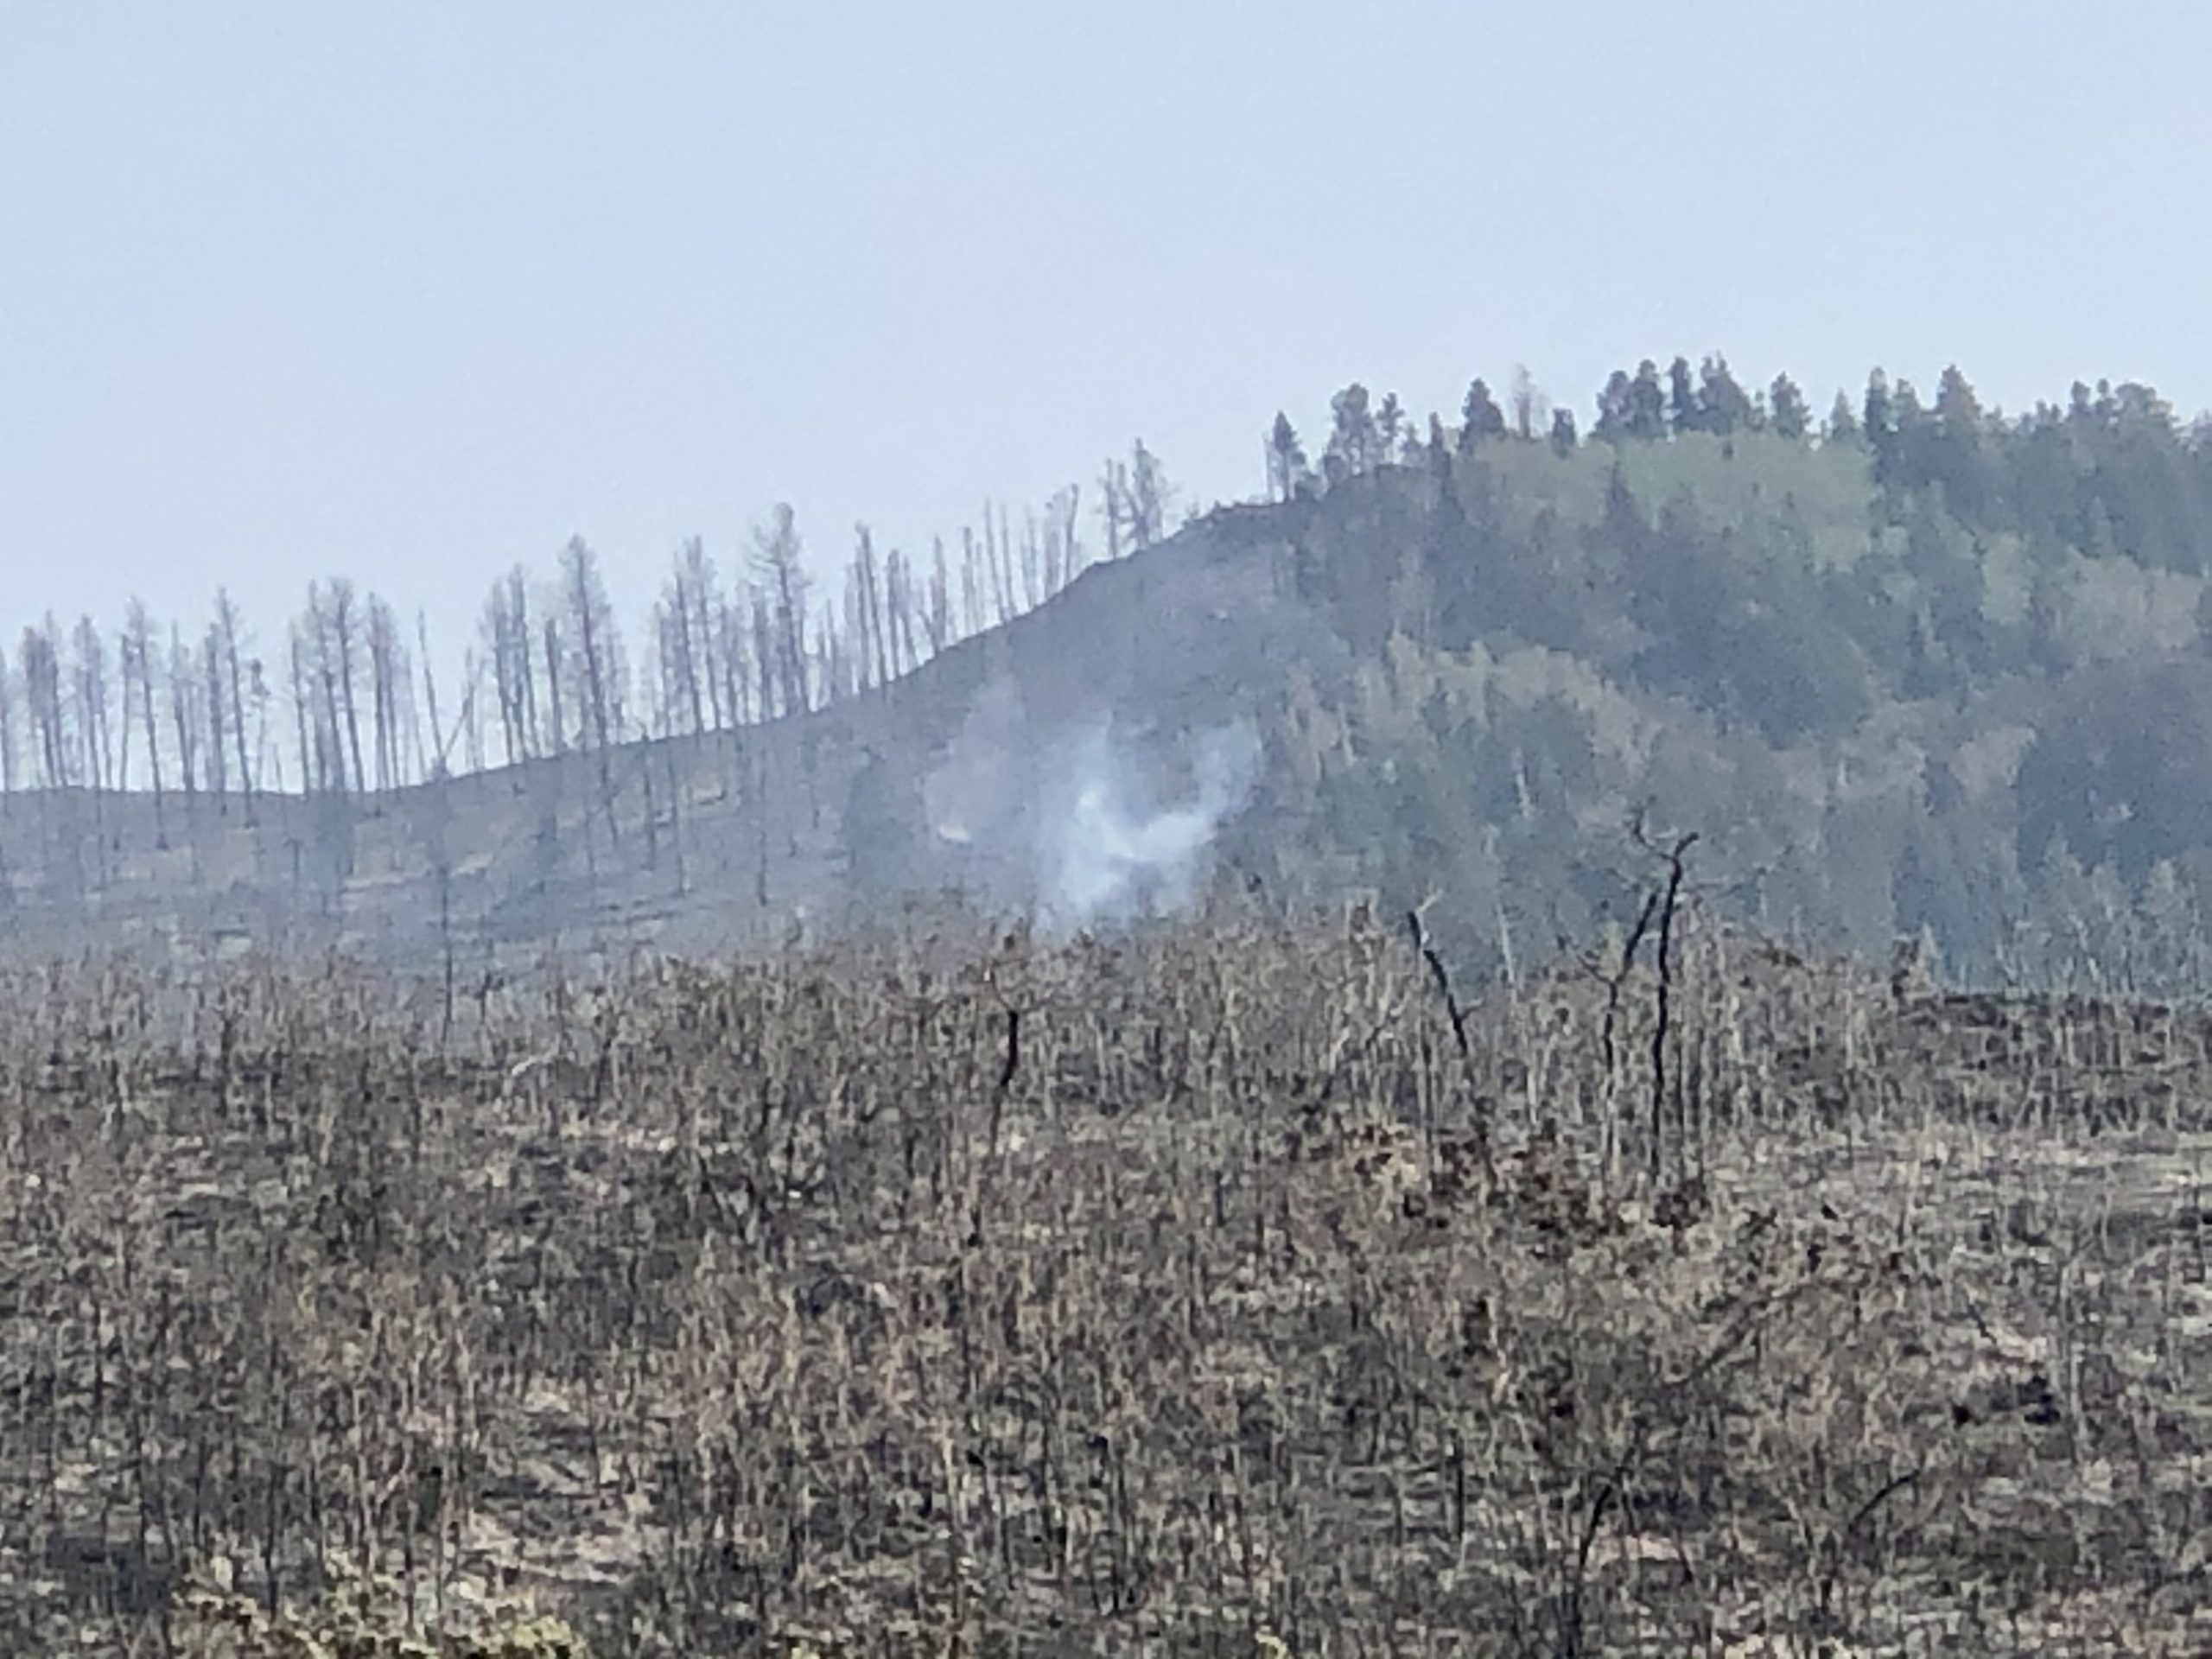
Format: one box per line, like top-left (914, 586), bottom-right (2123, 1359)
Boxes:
top-left (5, 359), bottom-right (2212, 989)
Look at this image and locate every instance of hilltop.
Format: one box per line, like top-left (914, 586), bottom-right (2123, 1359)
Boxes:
top-left (6, 361), bottom-right (2212, 987)
top-left (0, 497), bottom-right (1330, 973)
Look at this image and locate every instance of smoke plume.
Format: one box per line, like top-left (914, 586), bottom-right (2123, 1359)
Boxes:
top-left (924, 679), bottom-right (1259, 932)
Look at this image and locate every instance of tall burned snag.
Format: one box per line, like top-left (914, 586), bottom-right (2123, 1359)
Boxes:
top-left (1633, 816), bottom-right (1700, 1179)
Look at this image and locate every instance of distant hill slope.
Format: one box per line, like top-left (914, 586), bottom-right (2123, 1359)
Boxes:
top-left (10, 403), bottom-right (2212, 988)
top-left (0, 502), bottom-right (1338, 974)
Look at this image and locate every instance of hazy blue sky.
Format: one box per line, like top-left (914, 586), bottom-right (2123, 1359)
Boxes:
top-left (5, 1), bottom-right (2208, 683)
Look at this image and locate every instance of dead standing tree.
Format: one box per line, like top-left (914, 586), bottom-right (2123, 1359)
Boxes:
top-left (213, 588), bottom-right (256, 817)
top-left (560, 536), bottom-right (626, 850)
top-left (122, 598), bottom-right (166, 840)
top-left (1627, 809), bottom-right (1700, 1181)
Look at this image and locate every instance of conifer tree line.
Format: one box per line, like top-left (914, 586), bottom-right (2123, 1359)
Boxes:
top-left (1268, 351), bottom-right (2212, 572)
top-left (1239, 354), bottom-right (2212, 983)
top-left (8, 351), bottom-right (2211, 827)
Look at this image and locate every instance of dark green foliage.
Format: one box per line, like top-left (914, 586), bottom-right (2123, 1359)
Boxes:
top-left (1698, 354), bottom-right (1753, 437)
top-left (1826, 391), bottom-right (1859, 444)
top-left (1376, 390), bottom-right (1408, 461)
top-left (1627, 359), bottom-right (1669, 441)
top-left (1246, 356), bottom-right (2212, 988)
top-left (1459, 378), bottom-right (1508, 449)
top-left (2014, 659), bottom-right (2212, 886)
top-left (1327, 383), bottom-right (1382, 476)
top-left (1667, 354), bottom-right (1699, 435)
top-left (1769, 373), bottom-right (1811, 442)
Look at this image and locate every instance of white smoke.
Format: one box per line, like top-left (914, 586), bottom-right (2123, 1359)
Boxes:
top-left (1043, 721), bottom-right (1260, 927)
top-left (922, 677), bottom-right (1027, 853)
top-left (924, 679), bottom-right (1260, 932)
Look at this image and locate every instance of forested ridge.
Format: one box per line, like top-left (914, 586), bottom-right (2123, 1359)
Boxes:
top-left (1239, 359), bottom-right (2212, 988)
top-left (5, 355), bottom-right (2212, 988)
